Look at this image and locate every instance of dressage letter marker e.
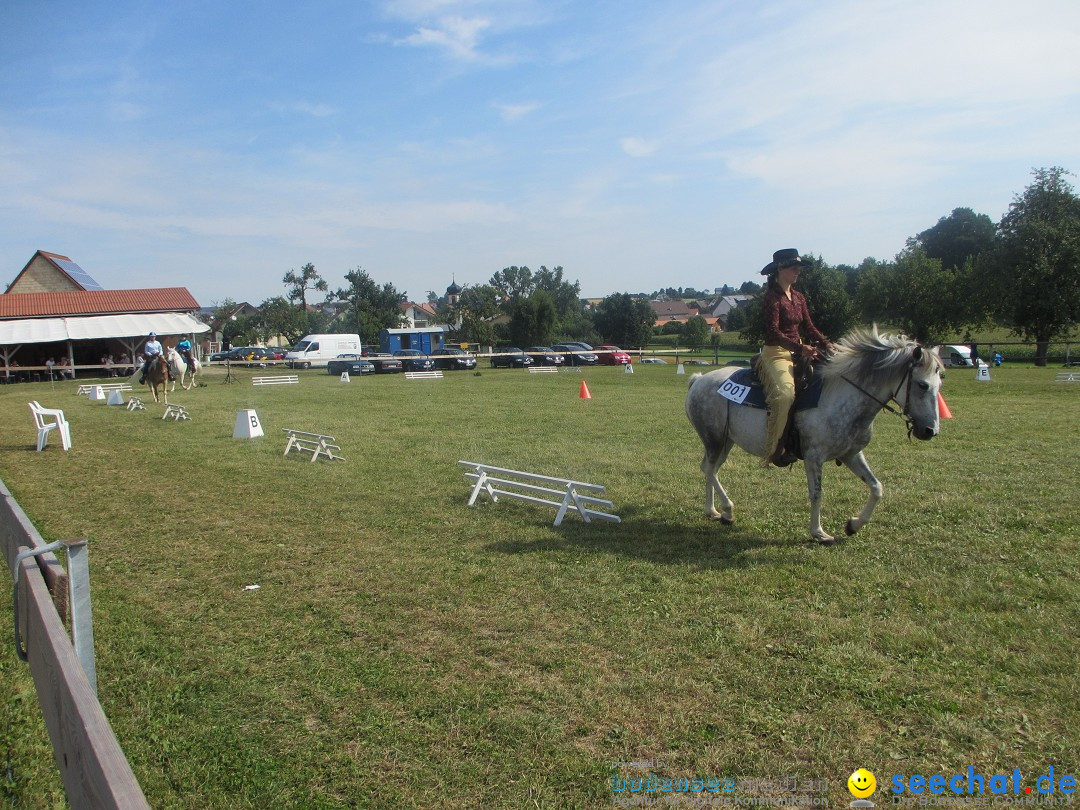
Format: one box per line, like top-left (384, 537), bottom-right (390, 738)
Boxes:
top-left (234, 409), bottom-right (264, 439)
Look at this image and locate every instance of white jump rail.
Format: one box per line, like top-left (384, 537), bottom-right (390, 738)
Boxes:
top-left (1056, 371), bottom-right (1080, 383)
top-left (404, 370), bottom-right (443, 380)
top-left (458, 461), bottom-right (620, 527)
top-left (252, 374), bottom-right (299, 386)
top-left (162, 404), bottom-right (190, 421)
top-left (528, 366), bottom-right (559, 374)
top-left (76, 383), bottom-right (133, 396)
top-left (126, 397), bottom-right (145, 411)
top-left (283, 429), bottom-right (345, 462)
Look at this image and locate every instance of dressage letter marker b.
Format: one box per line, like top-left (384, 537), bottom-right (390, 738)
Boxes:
top-left (234, 409), bottom-right (264, 439)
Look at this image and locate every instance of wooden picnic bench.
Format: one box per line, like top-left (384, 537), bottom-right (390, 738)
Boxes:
top-left (404, 371), bottom-right (443, 380)
top-left (283, 429), bottom-right (344, 462)
top-left (458, 461), bottom-right (620, 527)
top-left (252, 375), bottom-right (299, 386)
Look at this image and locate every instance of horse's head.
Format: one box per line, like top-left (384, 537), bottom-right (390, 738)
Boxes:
top-left (897, 344), bottom-right (944, 441)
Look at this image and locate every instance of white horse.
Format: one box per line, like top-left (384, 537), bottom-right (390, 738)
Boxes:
top-left (167, 347), bottom-right (198, 391)
top-left (685, 326), bottom-right (943, 544)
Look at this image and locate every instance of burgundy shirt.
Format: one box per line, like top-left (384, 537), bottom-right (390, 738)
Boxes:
top-left (762, 281), bottom-right (827, 352)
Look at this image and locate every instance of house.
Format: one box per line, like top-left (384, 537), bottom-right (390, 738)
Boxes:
top-left (1, 251), bottom-right (207, 379)
top-left (1, 287), bottom-right (207, 378)
top-left (401, 301), bottom-right (438, 329)
top-left (5, 250), bottom-right (105, 294)
top-left (704, 295), bottom-right (754, 328)
top-left (649, 299), bottom-right (692, 327)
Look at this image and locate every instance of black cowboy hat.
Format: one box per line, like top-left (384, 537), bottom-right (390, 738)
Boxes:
top-left (760, 248), bottom-right (813, 275)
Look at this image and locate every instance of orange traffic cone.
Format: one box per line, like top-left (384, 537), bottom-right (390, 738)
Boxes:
top-left (938, 392), bottom-right (953, 418)
top-left (579, 380), bottom-right (592, 399)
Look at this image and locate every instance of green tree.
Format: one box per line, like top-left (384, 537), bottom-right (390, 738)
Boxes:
top-left (456, 285), bottom-right (500, 347)
top-left (332, 268), bottom-right (406, 345)
top-left (259, 296), bottom-right (310, 346)
top-left (283, 263), bottom-right (328, 311)
top-left (506, 289), bottom-right (557, 347)
top-left (796, 259), bottom-right (857, 339)
top-left (683, 315), bottom-right (710, 350)
top-left (489, 266), bottom-right (534, 305)
top-left (592, 293), bottom-right (655, 348)
top-left (855, 248), bottom-right (961, 344)
top-left (989, 166), bottom-right (1080, 366)
top-left (911, 207), bottom-right (998, 271)
top-left (533, 265), bottom-right (582, 323)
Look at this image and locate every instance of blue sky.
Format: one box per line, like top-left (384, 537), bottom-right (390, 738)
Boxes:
top-left (2, 0), bottom-right (1079, 306)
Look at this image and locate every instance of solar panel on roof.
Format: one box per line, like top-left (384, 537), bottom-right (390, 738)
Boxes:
top-left (52, 259), bottom-right (104, 291)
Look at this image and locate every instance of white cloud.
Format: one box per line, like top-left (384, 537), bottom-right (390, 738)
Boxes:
top-left (493, 101), bottom-right (539, 122)
top-left (619, 137), bottom-right (659, 158)
top-left (398, 15), bottom-right (492, 60)
top-left (269, 101), bottom-right (337, 118)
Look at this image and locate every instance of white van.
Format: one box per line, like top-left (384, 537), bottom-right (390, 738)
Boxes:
top-left (939, 345), bottom-right (973, 368)
top-left (285, 334), bottom-right (361, 369)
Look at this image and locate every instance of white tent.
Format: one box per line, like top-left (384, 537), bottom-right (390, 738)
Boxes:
top-left (0, 312), bottom-right (208, 345)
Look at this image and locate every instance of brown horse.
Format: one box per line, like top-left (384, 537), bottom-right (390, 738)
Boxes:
top-left (143, 354), bottom-right (170, 404)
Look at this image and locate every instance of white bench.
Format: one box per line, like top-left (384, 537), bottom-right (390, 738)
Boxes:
top-left (76, 382), bottom-right (133, 396)
top-left (458, 461), bottom-right (620, 527)
top-left (404, 370), bottom-right (443, 380)
top-left (29, 401), bottom-right (72, 452)
top-left (528, 366), bottom-right (559, 374)
top-left (162, 404), bottom-right (190, 421)
top-left (252, 375), bottom-right (299, 386)
top-left (126, 397), bottom-right (145, 411)
top-left (1056, 371), bottom-right (1080, 383)
top-left (283, 429), bottom-right (344, 462)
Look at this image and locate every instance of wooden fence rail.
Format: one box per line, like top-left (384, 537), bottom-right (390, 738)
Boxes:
top-left (2, 478), bottom-right (149, 809)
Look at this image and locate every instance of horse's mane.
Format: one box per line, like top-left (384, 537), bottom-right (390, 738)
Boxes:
top-left (820, 325), bottom-right (941, 387)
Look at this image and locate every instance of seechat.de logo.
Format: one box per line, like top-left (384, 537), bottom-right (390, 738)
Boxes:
top-left (848, 768), bottom-right (877, 807)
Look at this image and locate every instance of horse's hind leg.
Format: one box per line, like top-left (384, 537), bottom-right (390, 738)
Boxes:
top-left (701, 437), bottom-right (735, 524)
top-left (840, 451), bottom-right (882, 536)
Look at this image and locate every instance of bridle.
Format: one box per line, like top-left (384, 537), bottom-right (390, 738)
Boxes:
top-left (839, 350), bottom-right (923, 438)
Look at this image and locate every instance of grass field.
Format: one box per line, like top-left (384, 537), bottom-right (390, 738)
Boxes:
top-left (2, 360), bottom-right (1078, 809)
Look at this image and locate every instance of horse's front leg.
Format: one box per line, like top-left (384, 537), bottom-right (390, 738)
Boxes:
top-left (803, 457), bottom-right (833, 544)
top-left (840, 451), bottom-right (882, 536)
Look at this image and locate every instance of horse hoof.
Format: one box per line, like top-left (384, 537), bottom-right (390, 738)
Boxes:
top-left (707, 513), bottom-right (732, 524)
top-left (813, 535), bottom-right (837, 546)
top-left (844, 519), bottom-right (858, 536)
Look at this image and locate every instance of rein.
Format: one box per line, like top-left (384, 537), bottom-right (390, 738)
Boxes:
top-left (839, 356), bottom-right (919, 438)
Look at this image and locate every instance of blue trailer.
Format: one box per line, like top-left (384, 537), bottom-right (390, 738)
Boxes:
top-left (379, 328), bottom-right (446, 355)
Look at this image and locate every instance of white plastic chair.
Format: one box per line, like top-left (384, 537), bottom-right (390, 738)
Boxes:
top-left (29, 401), bottom-right (72, 451)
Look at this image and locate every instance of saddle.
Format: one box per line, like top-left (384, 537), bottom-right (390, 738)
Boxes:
top-left (715, 354), bottom-right (821, 464)
top-left (717, 354), bottom-right (822, 412)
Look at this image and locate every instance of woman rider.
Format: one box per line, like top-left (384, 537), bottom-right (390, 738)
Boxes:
top-left (759, 249), bottom-right (833, 467)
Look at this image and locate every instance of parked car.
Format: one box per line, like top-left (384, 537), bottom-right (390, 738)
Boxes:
top-left (551, 343), bottom-right (598, 366)
top-left (362, 352), bottom-right (403, 373)
top-left (431, 348), bottom-right (477, 370)
top-left (490, 347), bottom-right (533, 368)
top-left (525, 346), bottom-right (564, 366)
top-left (394, 349), bottom-right (436, 372)
top-left (595, 345), bottom-right (631, 365)
top-left (639, 357), bottom-right (667, 364)
top-left (213, 346), bottom-right (274, 366)
top-left (327, 354), bottom-right (375, 376)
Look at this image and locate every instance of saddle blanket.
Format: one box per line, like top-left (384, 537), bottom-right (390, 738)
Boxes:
top-left (715, 367), bottom-right (823, 411)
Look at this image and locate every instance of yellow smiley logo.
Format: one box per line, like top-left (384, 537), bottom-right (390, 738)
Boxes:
top-left (848, 768), bottom-right (876, 798)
